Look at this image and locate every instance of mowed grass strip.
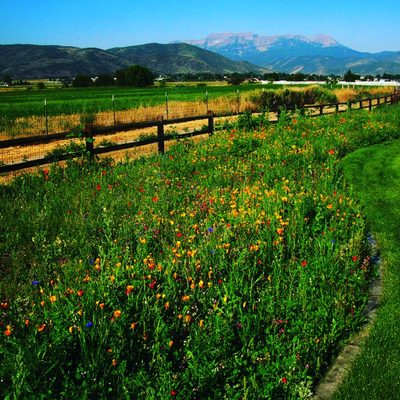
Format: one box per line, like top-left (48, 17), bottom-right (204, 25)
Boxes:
top-left (333, 139), bottom-right (400, 399)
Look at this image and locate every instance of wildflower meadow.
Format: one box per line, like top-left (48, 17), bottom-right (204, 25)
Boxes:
top-left (1, 105), bottom-right (399, 399)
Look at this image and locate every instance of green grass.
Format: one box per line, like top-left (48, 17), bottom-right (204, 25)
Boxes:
top-left (1, 105), bottom-right (400, 399)
top-left (333, 139), bottom-right (400, 400)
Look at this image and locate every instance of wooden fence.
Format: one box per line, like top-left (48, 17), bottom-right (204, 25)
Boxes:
top-left (0, 91), bottom-right (399, 174)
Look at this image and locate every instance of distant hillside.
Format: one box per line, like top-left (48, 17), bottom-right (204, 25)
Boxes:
top-left (108, 43), bottom-right (267, 75)
top-left (183, 32), bottom-right (400, 75)
top-left (0, 43), bottom-right (268, 79)
top-left (0, 44), bottom-right (127, 78)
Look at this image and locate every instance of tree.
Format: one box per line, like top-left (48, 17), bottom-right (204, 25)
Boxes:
top-left (227, 73), bottom-right (245, 85)
top-left (116, 65), bottom-right (154, 87)
top-left (343, 70), bottom-right (360, 82)
top-left (95, 74), bottom-right (115, 86)
top-left (72, 75), bottom-right (93, 87)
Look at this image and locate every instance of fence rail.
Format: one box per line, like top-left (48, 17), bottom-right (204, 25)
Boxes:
top-left (1, 90), bottom-right (399, 174)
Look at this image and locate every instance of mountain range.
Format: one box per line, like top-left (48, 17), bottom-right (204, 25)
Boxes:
top-left (0, 43), bottom-right (267, 79)
top-left (183, 33), bottom-right (400, 75)
top-left (1, 33), bottom-right (400, 79)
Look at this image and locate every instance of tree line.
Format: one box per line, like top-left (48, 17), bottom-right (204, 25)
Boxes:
top-left (2, 68), bottom-right (400, 89)
top-left (72, 65), bottom-right (155, 87)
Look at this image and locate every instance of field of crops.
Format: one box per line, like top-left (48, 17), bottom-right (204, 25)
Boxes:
top-left (1, 104), bottom-right (399, 399)
top-left (0, 84), bottom-right (245, 119)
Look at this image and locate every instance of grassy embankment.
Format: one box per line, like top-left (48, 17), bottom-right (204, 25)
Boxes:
top-left (332, 139), bottom-right (400, 399)
top-left (0, 104), bottom-right (399, 399)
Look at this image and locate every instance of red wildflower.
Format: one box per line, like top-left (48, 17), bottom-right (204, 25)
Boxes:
top-left (301, 260), bottom-right (307, 268)
top-left (0, 302), bottom-right (8, 309)
top-left (149, 280), bottom-right (156, 289)
top-left (96, 184), bottom-right (101, 191)
top-left (281, 377), bottom-right (288, 384)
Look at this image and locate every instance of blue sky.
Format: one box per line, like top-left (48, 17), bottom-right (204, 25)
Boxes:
top-left (1, 0), bottom-right (399, 52)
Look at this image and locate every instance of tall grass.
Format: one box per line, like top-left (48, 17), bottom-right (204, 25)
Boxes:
top-left (0, 105), bottom-right (399, 399)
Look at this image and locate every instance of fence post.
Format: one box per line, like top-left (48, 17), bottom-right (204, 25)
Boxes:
top-left (369, 99), bottom-right (372, 111)
top-left (112, 95), bottom-right (116, 125)
top-left (319, 105), bottom-right (323, 116)
top-left (165, 92), bottom-right (169, 120)
top-left (335, 103), bottom-right (339, 113)
top-left (44, 99), bottom-right (49, 135)
top-left (84, 123), bottom-right (94, 158)
top-left (208, 111), bottom-right (214, 136)
top-left (359, 100), bottom-right (363, 109)
top-left (157, 118), bottom-right (165, 154)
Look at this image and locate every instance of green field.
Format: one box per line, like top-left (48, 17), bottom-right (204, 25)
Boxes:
top-left (1, 104), bottom-right (399, 398)
top-left (0, 83), bottom-right (268, 120)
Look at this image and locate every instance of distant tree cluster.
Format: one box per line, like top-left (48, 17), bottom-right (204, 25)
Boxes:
top-left (71, 65), bottom-right (154, 88)
top-left (227, 73), bottom-right (247, 85)
top-left (343, 70), bottom-right (360, 82)
top-left (115, 65), bottom-right (154, 86)
top-left (1, 75), bottom-right (30, 86)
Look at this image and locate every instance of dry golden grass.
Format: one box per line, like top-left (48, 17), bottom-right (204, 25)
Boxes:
top-left (334, 86), bottom-right (393, 102)
top-left (0, 92), bottom-right (259, 140)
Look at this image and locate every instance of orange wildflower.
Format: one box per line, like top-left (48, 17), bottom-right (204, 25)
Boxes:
top-left (4, 325), bottom-right (12, 336)
top-left (125, 285), bottom-right (134, 295)
top-left (130, 322), bottom-right (138, 330)
top-left (184, 315), bottom-right (192, 323)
